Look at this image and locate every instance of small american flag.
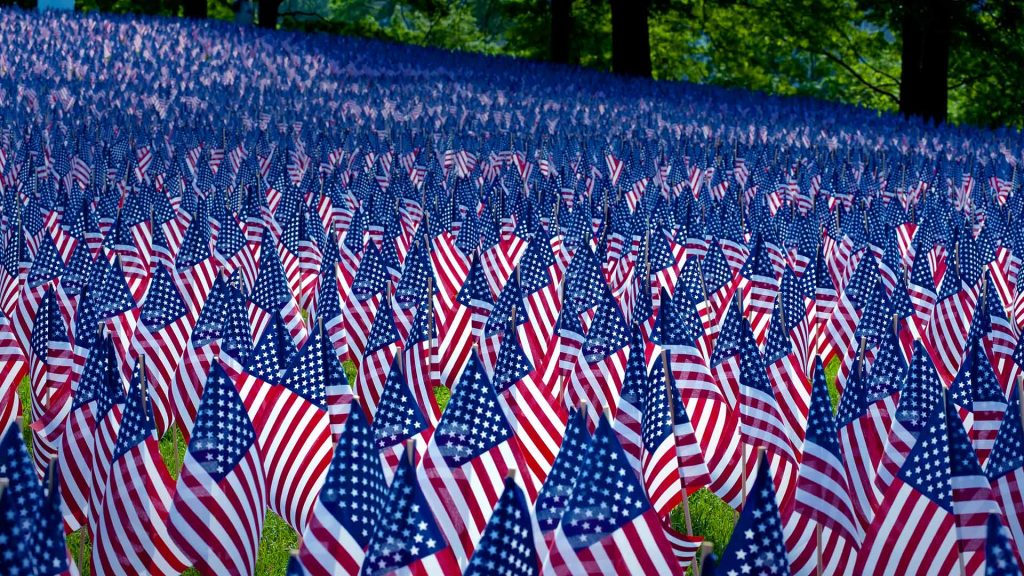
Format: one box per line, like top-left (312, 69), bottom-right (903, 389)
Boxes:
top-left (417, 351), bottom-right (531, 566)
top-left (857, 392), bottom-right (960, 575)
top-left (168, 361), bottom-right (268, 575)
top-left (794, 360), bottom-right (865, 543)
top-left (717, 451), bottom-right (791, 576)
top-left (298, 403), bottom-right (388, 575)
top-left (362, 447), bottom-right (459, 575)
top-left (541, 415), bottom-right (682, 575)
top-left (463, 476), bottom-right (543, 576)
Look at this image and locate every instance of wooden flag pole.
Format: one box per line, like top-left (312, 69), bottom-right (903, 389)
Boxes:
top-left (661, 349), bottom-right (693, 536)
top-left (815, 524), bottom-right (824, 576)
top-left (696, 541), bottom-right (713, 576)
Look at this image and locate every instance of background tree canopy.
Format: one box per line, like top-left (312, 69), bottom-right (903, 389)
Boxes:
top-left (11, 0), bottom-right (1023, 128)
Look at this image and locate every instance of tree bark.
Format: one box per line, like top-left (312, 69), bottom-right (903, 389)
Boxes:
top-left (899, 0), bottom-right (952, 123)
top-left (257, 0), bottom-right (280, 29)
top-left (610, 0), bottom-right (652, 77)
top-left (182, 0), bottom-right (207, 18)
top-left (550, 0), bottom-right (573, 64)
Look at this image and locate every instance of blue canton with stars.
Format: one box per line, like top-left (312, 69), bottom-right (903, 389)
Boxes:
top-left (896, 343), bottom-right (944, 434)
top-left (362, 451), bottom-right (448, 575)
top-left (250, 236), bottom-right (293, 313)
top-left (464, 477), bottom-right (538, 576)
top-left (372, 362), bottom-right (428, 450)
top-left (535, 408), bottom-right (591, 532)
top-left (641, 355), bottom-right (674, 452)
top-left (805, 360), bottom-right (841, 459)
top-left (864, 326), bottom-right (907, 403)
top-left (317, 404), bottom-right (388, 549)
top-left (985, 514), bottom-right (1022, 576)
top-left (176, 211), bottom-right (212, 269)
top-left (364, 294), bottom-right (399, 354)
top-left (951, 341), bottom-right (1006, 411)
top-left (246, 312), bottom-right (295, 385)
top-left (433, 353), bottom-right (513, 467)
top-left (190, 362), bottom-right (257, 482)
top-left (897, 392), bottom-right (952, 512)
top-left (112, 363), bottom-right (156, 461)
top-left (30, 469), bottom-right (73, 576)
top-left (30, 287), bottom-right (69, 363)
top-left (26, 234), bottom-right (65, 289)
top-left (351, 243), bottom-right (388, 301)
top-left (717, 455), bottom-right (791, 576)
top-left (491, 326), bottom-right (533, 394)
top-left (581, 289), bottom-right (629, 363)
top-left (0, 469), bottom-right (33, 575)
top-left (518, 237), bottom-right (556, 295)
top-left (99, 258), bottom-right (138, 320)
top-left (190, 275), bottom-right (230, 346)
top-left (71, 331), bottom-right (115, 412)
top-left (456, 254), bottom-right (494, 311)
top-left (986, 384), bottom-right (1024, 481)
top-left (484, 274), bottom-right (528, 337)
top-left (141, 265), bottom-right (188, 328)
top-left (219, 285), bottom-right (254, 364)
top-left (560, 416), bottom-right (650, 549)
top-left (279, 325), bottom-right (330, 409)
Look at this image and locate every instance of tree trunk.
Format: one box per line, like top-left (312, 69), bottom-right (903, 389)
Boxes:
top-left (182, 0), bottom-right (207, 18)
top-left (610, 0), bottom-right (652, 77)
top-left (257, 0), bottom-right (280, 29)
top-left (550, 0), bottom-right (573, 64)
top-left (899, 0), bottom-right (952, 124)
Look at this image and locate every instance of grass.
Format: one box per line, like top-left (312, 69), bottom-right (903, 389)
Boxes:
top-left (15, 357), bottom-right (844, 574)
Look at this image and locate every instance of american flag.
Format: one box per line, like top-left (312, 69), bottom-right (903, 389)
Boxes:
top-left (91, 362), bottom-right (188, 575)
top-left (249, 232), bottom-right (307, 348)
top-left (540, 415), bottom-right (682, 575)
top-left (401, 292), bottom-right (443, 429)
top-left (167, 361), bottom-right (267, 575)
top-left (173, 211), bottom-right (218, 318)
top-left (984, 384), bottom-right (1024, 569)
top-left (534, 407), bottom-right (591, 542)
top-left (257, 322), bottom-right (334, 532)
top-left (876, 342), bottom-right (944, 497)
top-left (362, 446), bottom-right (459, 575)
top-left (0, 309), bottom-right (25, 430)
top-left (612, 326), bottom-right (648, 475)
top-left (417, 351), bottom-right (530, 567)
top-left (56, 328), bottom-right (116, 534)
top-left (28, 286), bottom-right (75, 477)
top-left (355, 292), bottom-right (400, 419)
top-left (716, 451), bottom-right (791, 576)
top-left (132, 264), bottom-right (190, 437)
top-left (343, 242), bottom-right (387, 362)
top-left (371, 358), bottom-right (430, 480)
top-left (737, 237), bottom-right (779, 346)
top-left (297, 403), bottom-right (388, 576)
top-left (984, 513), bottom-right (1023, 576)
top-left (0, 422), bottom-right (46, 575)
top-left (640, 354), bottom-right (701, 518)
top-left (794, 360), bottom-right (865, 543)
top-left (951, 340), bottom-right (1008, 466)
top-left (566, 289), bottom-right (629, 428)
top-left (945, 394), bottom-right (1000, 574)
top-left (463, 476), bottom-right (543, 576)
top-left (493, 320), bottom-right (567, 497)
top-left (31, 465), bottom-right (79, 576)
top-left (857, 392), bottom-right (960, 575)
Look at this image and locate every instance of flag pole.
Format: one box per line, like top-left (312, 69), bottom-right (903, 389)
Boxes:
top-left (815, 523), bottom-right (824, 576)
top-left (696, 541), bottom-right (713, 576)
top-left (662, 348), bottom-right (697, 576)
top-left (661, 349), bottom-right (693, 534)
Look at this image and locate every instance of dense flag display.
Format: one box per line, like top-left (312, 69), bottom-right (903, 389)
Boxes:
top-left (2, 7), bottom-right (1024, 576)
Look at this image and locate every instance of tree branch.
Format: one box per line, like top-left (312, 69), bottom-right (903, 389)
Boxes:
top-left (819, 50), bottom-right (900, 104)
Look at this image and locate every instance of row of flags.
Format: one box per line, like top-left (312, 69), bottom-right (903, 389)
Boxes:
top-left (1, 7), bottom-right (1024, 576)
